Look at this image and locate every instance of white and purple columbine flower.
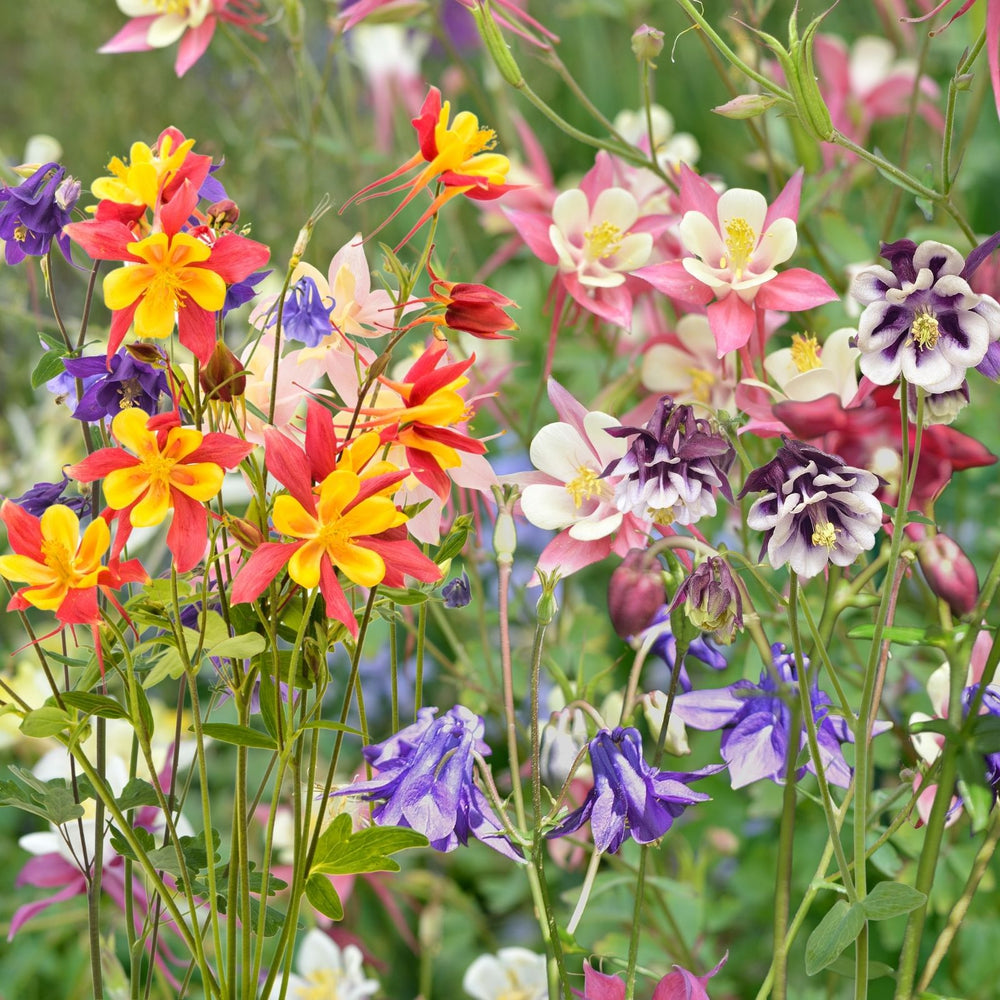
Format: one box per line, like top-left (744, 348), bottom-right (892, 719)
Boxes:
top-left (851, 235), bottom-right (1000, 393)
top-left (333, 706), bottom-right (524, 862)
top-left (672, 644), bottom-right (861, 789)
top-left (547, 726), bottom-right (716, 854)
top-left (603, 396), bottom-right (735, 527)
top-left (740, 438), bottom-right (882, 580)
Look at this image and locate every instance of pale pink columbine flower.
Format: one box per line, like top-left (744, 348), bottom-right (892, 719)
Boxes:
top-left (612, 104), bottom-right (701, 171)
top-left (637, 166), bottom-right (837, 358)
top-left (100, 0), bottom-right (266, 77)
top-left (513, 380), bottom-right (651, 579)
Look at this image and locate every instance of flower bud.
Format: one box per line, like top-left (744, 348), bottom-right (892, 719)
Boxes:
top-left (713, 94), bottom-right (782, 120)
top-left (200, 340), bottom-right (247, 402)
top-left (607, 548), bottom-right (666, 639)
top-left (206, 199), bottom-right (240, 230)
top-left (640, 690), bottom-right (690, 756)
top-left (631, 24), bottom-right (665, 65)
top-left (441, 571), bottom-right (472, 609)
top-left (672, 557), bottom-right (743, 644)
top-left (226, 515), bottom-right (265, 552)
top-left (126, 342), bottom-right (167, 367)
top-left (539, 708), bottom-right (589, 789)
top-left (916, 530), bottom-right (979, 617)
top-left (470, 2), bottom-right (524, 86)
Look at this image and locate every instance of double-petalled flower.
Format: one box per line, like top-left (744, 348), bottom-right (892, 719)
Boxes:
top-left (67, 407), bottom-right (254, 573)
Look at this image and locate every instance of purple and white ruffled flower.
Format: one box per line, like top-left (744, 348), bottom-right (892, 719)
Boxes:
top-left (333, 706), bottom-right (524, 862)
top-left (740, 439), bottom-right (882, 580)
top-left (851, 236), bottom-right (1000, 393)
top-left (603, 396), bottom-right (734, 527)
top-left (547, 726), bottom-right (717, 854)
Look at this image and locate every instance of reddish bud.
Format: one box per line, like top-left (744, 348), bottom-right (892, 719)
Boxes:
top-left (126, 342), bottom-right (166, 367)
top-left (428, 262), bottom-right (518, 340)
top-left (200, 340), bottom-right (247, 402)
top-left (206, 199), bottom-right (240, 230)
top-left (607, 548), bottom-right (666, 639)
top-left (916, 530), bottom-right (979, 617)
top-left (225, 516), bottom-right (264, 552)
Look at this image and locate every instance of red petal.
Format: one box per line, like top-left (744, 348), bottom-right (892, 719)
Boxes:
top-left (107, 299), bottom-right (140, 362)
top-left (413, 86), bottom-right (442, 161)
top-left (167, 492), bottom-right (208, 573)
top-left (319, 558), bottom-right (358, 637)
top-left (263, 429), bottom-right (316, 513)
top-left (188, 432), bottom-right (255, 469)
top-left (231, 542), bottom-right (299, 605)
top-left (177, 304), bottom-right (219, 366)
top-left (207, 232), bottom-right (271, 284)
top-left (66, 449), bottom-right (139, 484)
top-left (306, 400), bottom-right (340, 482)
top-left (56, 588), bottom-right (101, 626)
top-left (363, 535), bottom-right (441, 587)
top-left (160, 179), bottom-right (200, 236)
top-left (0, 500), bottom-right (43, 558)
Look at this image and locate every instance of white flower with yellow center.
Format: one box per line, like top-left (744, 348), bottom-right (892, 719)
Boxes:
top-left (761, 327), bottom-right (860, 405)
top-left (116, 0), bottom-right (212, 47)
top-left (266, 930), bottom-right (378, 1000)
top-left (463, 947), bottom-right (548, 1000)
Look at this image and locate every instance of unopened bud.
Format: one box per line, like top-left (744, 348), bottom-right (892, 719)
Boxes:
top-left (631, 24), bottom-right (665, 65)
top-left (713, 94), bottom-right (781, 120)
top-left (200, 340), bottom-right (247, 402)
top-left (672, 556), bottom-right (743, 645)
top-left (55, 176), bottom-right (81, 211)
top-left (640, 690), bottom-right (690, 756)
top-left (539, 708), bottom-right (588, 788)
top-left (126, 342), bottom-right (166, 367)
top-left (206, 199), bottom-right (240, 230)
top-left (471, 2), bottom-right (524, 87)
top-left (226, 516), bottom-right (265, 552)
top-left (916, 530), bottom-right (979, 617)
top-left (607, 548), bottom-right (666, 639)
top-left (441, 571), bottom-right (472, 608)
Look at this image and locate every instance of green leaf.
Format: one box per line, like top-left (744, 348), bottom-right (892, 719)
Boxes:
top-left (805, 900), bottom-right (866, 975)
top-left (199, 722), bottom-right (277, 750)
top-left (0, 770), bottom-right (86, 826)
top-left (377, 587), bottom-right (429, 606)
top-left (257, 669), bottom-right (280, 742)
top-left (827, 956), bottom-right (894, 979)
top-left (861, 881), bottom-right (926, 921)
top-left (109, 824), bottom-right (156, 861)
top-left (145, 829), bottom-right (220, 879)
top-left (61, 692), bottom-right (129, 720)
top-left (435, 514), bottom-right (473, 564)
top-left (311, 824), bottom-right (428, 876)
top-left (971, 714), bottom-right (1000, 753)
top-left (305, 874), bottom-right (344, 920)
top-left (292, 720), bottom-right (363, 739)
top-left (20, 705), bottom-right (73, 738)
top-left (847, 625), bottom-right (945, 645)
top-left (116, 778), bottom-right (160, 812)
top-left (31, 348), bottom-right (68, 389)
top-left (206, 633), bottom-right (267, 660)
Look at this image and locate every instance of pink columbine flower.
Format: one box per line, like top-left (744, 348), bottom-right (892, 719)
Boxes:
top-left (582, 953), bottom-right (727, 1000)
top-left (101, 1), bottom-right (266, 77)
top-left (637, 166), bottom-right (837, 358)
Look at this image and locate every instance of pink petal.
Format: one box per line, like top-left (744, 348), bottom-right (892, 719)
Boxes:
top-left (174, 17), bottom-right (216, 77)
top-left (990, 0), bottom-right (1000, 122)
top-left (319, 558), bottom-right (358, 637)
top-left (754, 268), bottom-right (838, 313)
top-left (533, 527), bottom-right (614, 581)
top-left (562, 272), bottom-right (634, 329)
top-left (263, 428), bottom-right (316, 513)
top-left (98, 17), bottom-right (156, 54)
top-left (763, 168), bottom-right (803, 231)
top-left (706, 294), bottom-right (755, 356)
top-left (208, 233), bottom-right (271, 284)
top-left (177, 304), bottom-right (219, 366)
top-left (677, 163), bottom-right (720, 220)
top-left (503, 208), bottom-right (560, 265)
top-left (582, 961), bottom-right (626, 1000)
top-left (63, 220), bottom-right (138, 262)
top-left (231, 542), bottom-right (299, 605)
top-left (633, 260), bottom-right (715, 307)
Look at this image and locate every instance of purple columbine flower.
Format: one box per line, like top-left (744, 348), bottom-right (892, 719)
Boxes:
top-left (547, 726), bottom-right (716, 853)
top-left (740, 438), bottom-right (882, 580)
top-left (269, 275), bottom-right (334, 347)
top-left (672, 643), bottom-right (861, 789)
top-left (223, 268), bottom-right (271, 316)
top-left (63, 348), bottom-right (169, 422)
top-left (602, 396), bottom-right (734, 527)
top-left (11, 473), bottom-right (90, 518)
top-left (851, 236), bottom-right (1000, 393)
top-left (333, 706), bottom-right (524, 861)
top-left (0, 162), bottom-right (80, 265)
top-left (441, 571), bottom-right (472, 608)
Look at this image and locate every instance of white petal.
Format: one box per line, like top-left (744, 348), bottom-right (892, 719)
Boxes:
top-left (551, 189), bottom-right (589, 244)
top-left (754, 217), bottom-right (798, 269)
top-left (528, 422), bottom-right (594, 481)
top-left (521, 483), bottom-right (586, 530)
top-left (145, 14), bottom-right (190, 48)
top-left (679, 210), bottom-right (726, 265)
top-left (590, 187), bottom-right (640, 232)
top-left (716, 188), bottom-right (767, 239)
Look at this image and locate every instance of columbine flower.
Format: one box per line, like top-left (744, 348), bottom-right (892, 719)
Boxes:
top-left (0, 501), bottom-right (146, 626)
top-left (0, 162), bottom-right (79, 265)
top-left (671, 557), bottom-right (744, 645)
top-left (11, 474), bottom-right (90, 519)
top-left (67, 407), bottom-right (253, 574)
top-left (463, 948), bottom-right (548, 1000)
top-left (442, 571), bottom-right (472, 608)
top-left (604, 396), bottom-right (735, 527)
top-left (638, 166), bottom-right (837, 356)
top-left (673, 644), bottom-right (867, 789)
top-left (740, 438), bottom-right (882, 580)
top-left (547, 727), bottom-right (714, 854)
top-left (263, 928), bottom-right (379, 1000)
top-left (851, 237), bottom-right (1000, 392)
top-left (341, 85), bottom-right (515, 249)
top-left (425, 262), bottom-right (518, 341)
top-left (63, 348), bottom-right (169, 422)
top-left (333, 706), bottom-right (524, 861)
top-left (268, 274), bottom-right (336, 347)
top-left (582, 953), bottom-right (727, 1000)
top-left (100, 0), bottom-right (267, 78)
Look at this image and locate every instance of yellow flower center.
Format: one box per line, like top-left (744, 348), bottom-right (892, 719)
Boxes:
top-left (13, 224), bottom-right (28, 243)
top-left (295, 968), bottom-right (343, 1000)
top-left (790, 333), bottom-right (822, 372)
top-left (152, 0), bottom-right (189, 12)
top-left (686, 366), bottom-right (716, 403)
top-left (584, 220), bottom-right (625, 261)
top-left (497, 988), bottom-right (533, 1000)
top-left (648, 507), bottom-right (676, 526)
top-left (139, 451), bottom-right (178, 484)
top-left (118, 379), bottom-right (144, 409)
top-left (811, 522), bottom-right (838, 549)
top-left (39, 538), bottom-right (82, 587)
top-left (911, 309), bottom-right (940, 350)
top-left (722, 216), bottom-right (757, 280)
top-left (566, 467), bottom-right (602, 507)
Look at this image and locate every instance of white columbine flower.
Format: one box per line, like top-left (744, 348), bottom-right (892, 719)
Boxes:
top-left (266, 929), bottom-right (379, 1000)
top-left (463, 947), bottom-right (548, 1000)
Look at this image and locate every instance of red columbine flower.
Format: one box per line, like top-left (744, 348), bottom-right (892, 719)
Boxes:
top-left (64, 179), bottom-right (270, 365)
top-left (425, 262), bottom-right (518, 340)
top-left (341, 86), bottom-right (516, 249)
top-left (231, 402), bottom-right (440, 636)
top-left (0, 501), bottom-right (147, 626)
top-left (67, 408), bottom-right (255, 573)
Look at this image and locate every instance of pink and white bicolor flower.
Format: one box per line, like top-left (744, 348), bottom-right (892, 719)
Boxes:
top-left (637, 166), bottom-right (837, 357)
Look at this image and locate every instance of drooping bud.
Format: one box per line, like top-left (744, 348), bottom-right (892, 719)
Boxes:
top-left (631, 24), bottom-right (665, 65)
top-left (607, 547), bottom-right (666, 639)
top-left (200, 340), bottom-right (247, 402)
top-left (441, 571), bottom-right (472, 609)
top-left (915, 530), bottom-right (979, 617)
top-left (671, 557), bottom-right (744, 645)
top-left (126, 342), bottom-right (167, 367)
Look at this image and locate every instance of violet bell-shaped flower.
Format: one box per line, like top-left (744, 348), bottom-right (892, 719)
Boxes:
top-left (740, 438), bottom-right (882, 580)
top-left (63, 347), bottom-right (170, 422)
top-left (672, 643), bottom-right (874, 789)
top-left (603, 396), bottom-right (735, 527)
top-left (547, 726), bottom-right (716, 854)
top-left (332, 706), bottom-right (524, 861)
top-left (851, 236), bottom-right (1000, 393)
top-left (0, 162), bottom-right (80, 265)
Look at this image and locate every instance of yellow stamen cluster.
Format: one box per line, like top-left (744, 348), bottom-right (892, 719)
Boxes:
top-left (811, 522), bottom-right (838, 550)
top-left (790, 333), bottom-right (822, 372)
top-left (686, 366), bottom-right (716, 404)
top-left (566, 467), bottom-right (601, 508)
top-left (152, 0), bottom-right (190, 12)
top-left (295, 969), bottom-right (343, 1000)
top-left (584, 221), bottom-right (625, 261)
top-left (722, 216), bottom-right (757, 280)
top-left (910, 309), bottom-right (940, 350)
top-left (13, 224), bottom-right (28, 243)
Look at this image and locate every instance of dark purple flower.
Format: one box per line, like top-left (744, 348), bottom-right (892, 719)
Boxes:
top-left (63, 348), bottom-right (169, 422)
top-left (0, 162), bottom-right (79, 264)
top-left (642, 606), bottom-right (727, 692)
top-left (333, 706), bottom-right (524, 861)
top-left (740, 438), bottom-right (882, 580)
top-left (603, 396), bottom-right (734, 527)
top-left (547, 726), bottom-right (715, 854)
top-left (268, 275), bottom-right (334, 347)
top-left (672, 643), bottom-right (860, 789)
top-left (441, 571), bottom-right (472, 608)
top-left (851, 236), bottom-right (1000, 393)
top-left (670, 556), bottom-right (744, 645)
top-left (11, 473), bottom-right (90, 518)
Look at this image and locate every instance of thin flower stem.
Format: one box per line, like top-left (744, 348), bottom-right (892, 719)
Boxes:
top-left (942, 30), bottom-right (987, 196)
top-left (566, 847), bottom-right (602, 936)
top-left (498, 553), bottom-right (527, 828)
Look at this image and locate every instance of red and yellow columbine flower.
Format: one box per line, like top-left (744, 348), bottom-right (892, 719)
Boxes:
top-left (0, 501), bottom-right (147, 626)
top-left (65, 180), bottom-right (270, 365)
top-left (341, 86), bottom-right (516, 249)
top-left (67, 408), bottom-right (255, 574)
top-left (231, 401), bottom-right (440, 635)
top-left (426, 262), bottom-right (518, 341)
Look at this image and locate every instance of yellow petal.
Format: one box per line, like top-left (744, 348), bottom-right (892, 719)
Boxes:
top-left (287, 539), bottom-right (324, 589)
top-left (130, 477), bottom-right (172, 527)
top-left (104, 263), bottom-right (156, 310)
top-left (76, 519), bottom-right (111, 572)
top-left (104, 465), bottom-right (152, 512)
top-left (168, 462), bottom-right (224, 502)
top-left (39, 504), bottom-right (81, 554)
top-left (316, 470), bottom-right (362, 523)
top-left (133, 279), bottom-right (178, 340)
top-left (273, 495), bottom-right (318, 540)
top-left (0, 554), bottom-right (57, 587)
top-left (22, 579), bottom-right (68, 611)
top-left (177, 266), bottom-right (226, 311)
top-left (161, 426), bottom-right (205, 463)
top-left (338, 495), bottom-right (405, 538)
top-left (328, 540), bottom-right (385, 588)
top-left (112, 408), bottom-right (158, 457)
